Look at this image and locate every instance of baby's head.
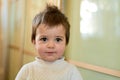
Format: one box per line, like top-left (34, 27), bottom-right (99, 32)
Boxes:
top-left (31, 4), bottom-right (70, 45)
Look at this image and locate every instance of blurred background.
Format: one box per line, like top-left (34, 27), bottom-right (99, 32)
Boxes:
top-left (0, 0), bottom-right (120, 80)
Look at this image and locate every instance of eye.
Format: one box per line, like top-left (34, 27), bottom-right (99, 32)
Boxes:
top-left (55, 38), bottom-right (62, 42)
top-left (40, 37), bottom-right (48, 42)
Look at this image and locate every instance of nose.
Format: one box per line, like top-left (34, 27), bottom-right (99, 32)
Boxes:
top-left (47, 41), bottom-right (55, 49)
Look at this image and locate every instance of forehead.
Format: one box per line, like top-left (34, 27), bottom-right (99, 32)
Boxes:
top-left (36, 24), bottom-right (65, 34)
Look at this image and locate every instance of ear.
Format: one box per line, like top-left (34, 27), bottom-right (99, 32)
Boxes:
top-left (32, 40), bottom-right (36, 45)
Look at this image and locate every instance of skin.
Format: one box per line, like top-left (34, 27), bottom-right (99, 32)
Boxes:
top-left (33, 24), bottom-right (66, 62)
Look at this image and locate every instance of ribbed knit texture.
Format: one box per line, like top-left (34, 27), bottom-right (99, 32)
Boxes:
top-left (15, 57), bottom-right (83, 80)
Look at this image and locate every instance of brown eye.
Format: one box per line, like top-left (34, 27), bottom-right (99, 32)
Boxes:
top-left (40, 37), bottom-right (48, 42)
top-left (55, 38), bottom-right (62, 42)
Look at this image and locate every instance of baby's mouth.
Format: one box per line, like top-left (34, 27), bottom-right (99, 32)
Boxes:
top-left (45, 52), bottom-right (56, 54)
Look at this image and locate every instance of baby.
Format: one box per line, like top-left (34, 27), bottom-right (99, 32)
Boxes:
top-left (15, 4), bottom-right (83, 80)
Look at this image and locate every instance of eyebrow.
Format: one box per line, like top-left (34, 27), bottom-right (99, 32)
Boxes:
top-left (39, 35), bottom-right (64, 39)
top-left (56, 36), bottom-right (64, 39)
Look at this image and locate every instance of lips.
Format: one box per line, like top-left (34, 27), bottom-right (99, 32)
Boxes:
top-left (45, 52), bottom-right (56, 53)
top-left (45, 52), bottom-right (56, 55)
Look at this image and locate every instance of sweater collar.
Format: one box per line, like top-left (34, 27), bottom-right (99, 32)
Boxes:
top-left (35, 57), bottom-right (65, 66)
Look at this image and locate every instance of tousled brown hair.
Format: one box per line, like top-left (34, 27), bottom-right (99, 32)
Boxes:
top-left (31, 4), bottom-right (70, 45)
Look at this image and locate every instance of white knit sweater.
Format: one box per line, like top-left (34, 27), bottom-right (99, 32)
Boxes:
top-left (15, 57), bottom-right (83, 80)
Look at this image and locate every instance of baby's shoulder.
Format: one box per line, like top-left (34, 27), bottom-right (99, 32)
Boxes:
top-left (64, 60), bottom-right (78, 69)
top-left (22, 61), bottom-right (36, 69)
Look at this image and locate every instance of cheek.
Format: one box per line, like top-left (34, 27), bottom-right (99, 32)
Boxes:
top-left (35, 44), bottom-right (44, 52)
top-left (57, 45), bottom-right (66, 55)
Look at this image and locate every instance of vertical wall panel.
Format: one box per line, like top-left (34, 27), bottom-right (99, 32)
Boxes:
top-left (65, 0), bottom-right (120, 80)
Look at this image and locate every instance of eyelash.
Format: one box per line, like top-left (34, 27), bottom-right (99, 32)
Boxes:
top-left (40, 37), bottom-right (48, 42)
top-left (39, 37), bottom-right (62, 42)
top-left (55, 38), bottom-right (62, 42)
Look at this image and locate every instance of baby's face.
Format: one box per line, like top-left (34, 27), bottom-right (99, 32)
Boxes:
top-left (33, 24), bottom-right (66, 62)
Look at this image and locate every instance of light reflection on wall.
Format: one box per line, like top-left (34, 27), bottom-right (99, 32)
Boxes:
top-left (80, 0), bottom-right (98, 38)
top-left (80, 0), bottom-right (120, 38)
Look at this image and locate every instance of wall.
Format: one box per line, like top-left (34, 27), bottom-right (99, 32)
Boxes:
top-left (64, 0), bottom-right (120, 80)
top-left (8, 0), bottom-right (26, 80)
